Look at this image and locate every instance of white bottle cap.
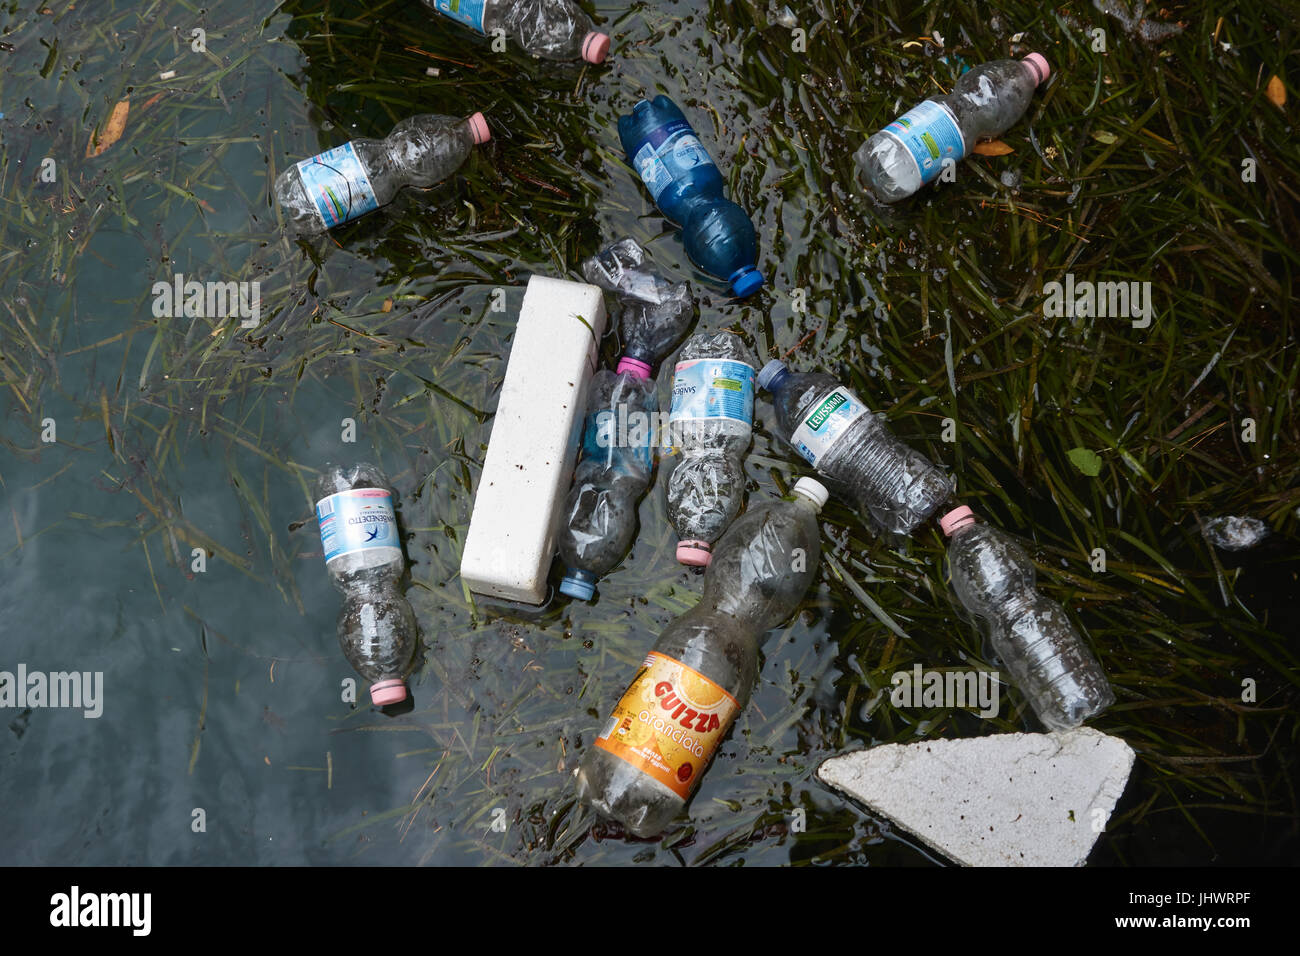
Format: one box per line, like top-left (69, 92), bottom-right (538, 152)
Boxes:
top-left (793, 477), bottom-right (829, 512)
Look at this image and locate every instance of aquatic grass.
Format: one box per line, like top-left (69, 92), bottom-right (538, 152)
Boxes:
top-left (0, 0), bottom-right (1296, 865)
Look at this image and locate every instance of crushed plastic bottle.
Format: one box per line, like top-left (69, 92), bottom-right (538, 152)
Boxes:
top-left (556, 241), bottom-right (695, 600)
top-left (941, 506), bottom-right (1114, 731)
top-left (580, 237), bottom-right (696, 376)
top-left (576, 478), bottom-right (827, 836)
top-left (556, 373), bottom-right (656, 601)
top-left (274, 112), bottom-right (490, 234)
top-left (421, 0), bottom-right (610, 63)
top-left (855, 54), bottom-right (1051, 203)
top-left (315, 463), bottom-right (418, 706)
top-left (619, 96), bottom-right (765, 298)
top-left (666, 332), bottom-right (758, 566)
top-left (758, 360), bottom-right (953, 534)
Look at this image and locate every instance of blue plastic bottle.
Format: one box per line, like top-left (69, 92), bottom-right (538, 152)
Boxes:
top-left (618, 96), bottom-right (764, 299)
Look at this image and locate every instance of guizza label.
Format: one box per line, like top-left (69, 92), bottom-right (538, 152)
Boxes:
top-left (594, 651), bottom-right (740, 799)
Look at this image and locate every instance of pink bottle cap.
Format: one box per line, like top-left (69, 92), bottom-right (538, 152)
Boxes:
top-left (582, 32), bottom-right (611, 64)
top-left (677, 541), bottom-right (712, 567)
top-left (617, 356), bottom-right (652, 379)
top-left (939, 506), bottom-right (977, 537)
top-left (1023, 53), bottom-right (1051, 86)
top-left (370, 679), bottom-right (408, 706)
top-left (466, 112), bottom-right (491, 145)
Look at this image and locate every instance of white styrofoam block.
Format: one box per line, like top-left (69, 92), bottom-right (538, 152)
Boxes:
top-left (817, 728), bottom-right (1135, 867)
top-left (460, 276), bottom-right (607, 604)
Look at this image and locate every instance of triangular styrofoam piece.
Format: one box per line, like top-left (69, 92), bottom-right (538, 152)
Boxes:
top-left (817, 728), bottom-right (1135, 867)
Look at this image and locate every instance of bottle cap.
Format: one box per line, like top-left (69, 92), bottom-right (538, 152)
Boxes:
top-left (370, 679), bottom-right (408, 706)
top-left (939, 506), bottom-right (977, 536)
top-left (1023, 54), bottom-right (1051, 86)
top-left (676, 541), bottom-right (712, 567)
top-left (793, 477), bottom-right (829, 511)
top-left (582, 32), bottom-right (611, 64)
top-left (730, 267), bottom-right (765, 299)
top-left (467, 112), bottom-right (491, 145)
top-left (559, 569), bottom-right (597, 601)
top-left (616, 356), bottom-right (653, 379)
top-left (757, 359), bottom-right (789, 392)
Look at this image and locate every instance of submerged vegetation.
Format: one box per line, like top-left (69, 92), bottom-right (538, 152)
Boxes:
top-left (0, 0), bottom-right (1296, 865)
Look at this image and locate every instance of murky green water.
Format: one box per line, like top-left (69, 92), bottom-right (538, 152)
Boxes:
top-left (2, 0), bottom-right (1296, 866)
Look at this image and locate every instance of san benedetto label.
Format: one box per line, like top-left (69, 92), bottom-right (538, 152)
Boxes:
top-left (594, 651), bottom-right (740, 799)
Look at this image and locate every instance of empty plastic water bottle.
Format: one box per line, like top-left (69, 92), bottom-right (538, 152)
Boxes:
top-left (666, 332), bottom-right (757, 566)
top-left (421, 0), bottom-right (610, 63)
top-left (576, 478), bottom-right (827, 836)
top-left (315, 464), bottom-right (418, 706)
top-left (556, 373), bottom-right (656, 601)
top-left (274, 112), bottom-right (490, 234)
top-left (619, 96), bottom-right (764, 298)
top-left (855, 54), bottom-right (1051, 203)
top-left (941, 506), bottom-right (1114, 730)
top-left (758, 361), bottom-right (953, 534)
top-left (557, 243), bottom-right (695, 600)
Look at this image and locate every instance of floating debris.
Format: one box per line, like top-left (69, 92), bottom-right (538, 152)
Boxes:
top-left (819, 729), bottom-right (1136, 867)
top-left (1202, 516), bottom-right (1270, 551)
top-left (1092, 0), bottom-right (1185, 44)
top-left (774, 5), bottom-right (797, 29)
top-left (85, 99), bottom-right (130, 157)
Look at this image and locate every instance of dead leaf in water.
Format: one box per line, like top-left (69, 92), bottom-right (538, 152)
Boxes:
top-left (972, 140), bottom-right (1014, 156)
top-left (86, 99), bottom-right (129, 157)
top-left (1266, 74), bottom-right (1286, 108)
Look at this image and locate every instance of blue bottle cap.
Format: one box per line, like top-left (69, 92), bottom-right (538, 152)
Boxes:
top-left (757, 360), bottom-right (789, 392)
top-left (730, 267), bottom-right (765, 299)
top-left (559, 569), bottom-right (597, 601)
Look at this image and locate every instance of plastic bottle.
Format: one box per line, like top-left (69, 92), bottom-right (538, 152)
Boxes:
top-left (618, 96), bottom-right (764, 298)
top-left (314, 463), bottom-right (418, 706)
top-left (855, 54), bottom-right (1051, 203)
top-left (757, 360), bottom-right (953, 534)
top-left (274, 112), bottom-right (491, 234)
top-left (556, 372), bottom-right (656, 601)
top-left (556, 241), bottom-right (695, 600)
top-left (576, 478), bottom-right (827, 836)
top-left (580, 237), bottom-right (696, 375)
top-left (421, 0), bottom-right (610, 63)
top-left (940, 505), bottom-right (1115, 730)
top-left (666, 332), bottom-right (758, 566)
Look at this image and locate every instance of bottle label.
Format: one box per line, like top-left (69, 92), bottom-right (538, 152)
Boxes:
top-left (668, 358), bottom-right (755, 435)
top-left (316, 489), bottom-right (402, 565)
top-left (585, 407), bottom-right (655, 472)
top-left (296, 141), bottom-right (380, 229)
top-left (427, 0), bottom-right (487, 32)
top-left (631, 120), bottom-right (717, 203)
top-left (879, 100), bottom-right (966, 186)
top-left (594, 651), bottom-right (740, 800)
top-left (789, 387), bottom-right (870, 467)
